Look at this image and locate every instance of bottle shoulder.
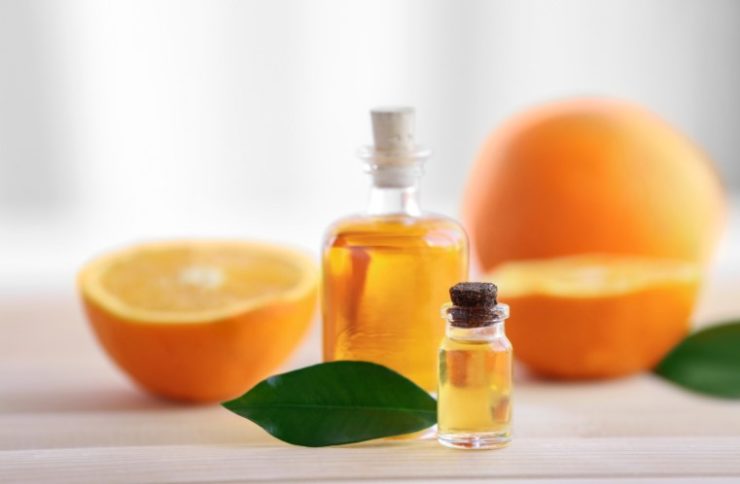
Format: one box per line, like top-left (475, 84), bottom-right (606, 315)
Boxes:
top-left (324, 212), bottom-right (467, 237)
top-left (323, 212), bottom-right (468, 250)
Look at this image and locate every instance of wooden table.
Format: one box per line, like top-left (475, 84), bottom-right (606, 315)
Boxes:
top-left (2, 278), bottom-right (740, 483)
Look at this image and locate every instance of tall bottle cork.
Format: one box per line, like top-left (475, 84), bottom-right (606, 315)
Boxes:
top-left (370, 107), bottom-right (416, 158)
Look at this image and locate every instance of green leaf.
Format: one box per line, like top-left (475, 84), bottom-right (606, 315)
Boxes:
top-left (222, 361), bottom-right (437, 447)
top-left (655, 321), bottom-right (740, 398)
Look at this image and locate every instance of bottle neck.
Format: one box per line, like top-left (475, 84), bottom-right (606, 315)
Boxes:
top-left (446, 322), bottom-right (506, 342)
top-left (367, 181), bottom-right (422, 216)
top-left (441, 302), bottom-right (510, 342)
top-left (359, 144), bottom-right (429, 217)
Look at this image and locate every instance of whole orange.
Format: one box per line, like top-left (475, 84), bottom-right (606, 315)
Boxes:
top-left (79, 241), bottom-right (318, 402)
top-left (463, 98), bottom-right (725, 271)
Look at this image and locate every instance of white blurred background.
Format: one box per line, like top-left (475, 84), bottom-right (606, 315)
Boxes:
top-left (1, 0), bottom-right (739, 292)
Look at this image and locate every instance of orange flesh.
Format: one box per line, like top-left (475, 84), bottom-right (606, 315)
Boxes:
top-left (99, 245), bottom-right (302, 313)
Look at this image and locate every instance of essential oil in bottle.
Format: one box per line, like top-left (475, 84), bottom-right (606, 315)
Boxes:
top-left (322, 107), bottom-right (469, 392)
top-left (437, 282), bottom-right (512, 449)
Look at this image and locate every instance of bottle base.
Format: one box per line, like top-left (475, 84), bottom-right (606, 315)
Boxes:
top-left (437, 431), bottom-right (511, 450)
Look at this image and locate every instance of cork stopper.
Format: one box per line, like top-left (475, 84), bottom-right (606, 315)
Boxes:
top-left (370, 107), bottom-right (415, 156)
top-left (361, 106), bottom-right (428, 188)
top-left (447, 282), bottom-right (500, 328)
top-left (450, 282), bottom-right (498, 307)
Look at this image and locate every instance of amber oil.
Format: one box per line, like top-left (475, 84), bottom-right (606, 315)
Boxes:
top-left (324, 216), bottom-right (466, 391)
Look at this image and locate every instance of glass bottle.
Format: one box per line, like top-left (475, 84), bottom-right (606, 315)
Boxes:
top-left (322, 107), bottom-right (468, 392)
top-left (437, 282), bottom-right (512, 449)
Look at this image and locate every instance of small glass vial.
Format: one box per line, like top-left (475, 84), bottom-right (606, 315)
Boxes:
top-left (437, 282), bottom-right (512, 450)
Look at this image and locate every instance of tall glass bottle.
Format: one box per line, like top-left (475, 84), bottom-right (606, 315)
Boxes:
top-left (322, 107), bottom-right (469, 392)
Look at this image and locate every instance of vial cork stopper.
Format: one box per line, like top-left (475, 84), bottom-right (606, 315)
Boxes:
top-left (450, 282), bottom-right (498, 307)
top-left (370, 107), bottom-right (415, 155)
top-left (447, 282), bottom-right (500, 328)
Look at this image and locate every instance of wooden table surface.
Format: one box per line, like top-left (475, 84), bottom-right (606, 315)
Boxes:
top-left (2, 277), bottom-right (740, 483)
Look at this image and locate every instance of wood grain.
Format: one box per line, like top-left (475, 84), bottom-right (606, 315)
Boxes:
top-left (3, 437), bottom-right (740, 483)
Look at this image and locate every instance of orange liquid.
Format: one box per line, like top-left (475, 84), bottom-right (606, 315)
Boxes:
top-left (322, 215), bottom-right (468, 391)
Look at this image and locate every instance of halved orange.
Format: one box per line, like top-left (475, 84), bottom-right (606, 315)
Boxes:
top-left (78, 240), bottom-right (318, 402)
top-left (489, 254), bottom-right (700, 379)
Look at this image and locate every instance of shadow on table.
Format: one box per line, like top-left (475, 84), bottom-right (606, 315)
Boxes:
top-left (1, 385), bottom-right (182, 413)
